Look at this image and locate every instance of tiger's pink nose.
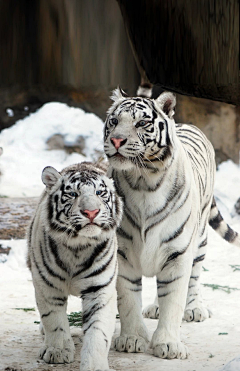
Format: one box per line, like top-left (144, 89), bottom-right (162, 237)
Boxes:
top-left (81, 209), bottom-right (100, 222)
top-left (110, 137), bottom-right (127, 150)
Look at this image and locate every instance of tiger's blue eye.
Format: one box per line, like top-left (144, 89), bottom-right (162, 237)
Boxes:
top-left (96, 190), bottom-right (102, 196)
top-left (136, 120), bottom-right (146, 127)
top-left (110, 118), bottom-right (118, 125)
top-left (70, 191), bottom-right (78, 198)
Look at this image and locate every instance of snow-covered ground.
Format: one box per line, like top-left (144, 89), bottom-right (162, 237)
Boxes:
top-left (0, 102), bottom-right (104, 197)
top-left (0, 103), bottom-right (240, 371)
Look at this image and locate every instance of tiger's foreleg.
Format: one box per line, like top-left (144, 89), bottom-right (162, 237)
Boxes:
top-left (80, 278), bottom-right (117, 371)
top-left (34, 283), bottom-right (75, 364)
top-left (151, 252), bottom-right (192, 359)
top-left (114, 256), bottom-right (150, 353)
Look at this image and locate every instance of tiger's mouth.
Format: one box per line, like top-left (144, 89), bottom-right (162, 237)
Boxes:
top-left (85, 222), bottom-right (100, 227)
top-left (73, 222), bottom-right (100, 232)
top-left (107, 152), bottom-right (125, 159)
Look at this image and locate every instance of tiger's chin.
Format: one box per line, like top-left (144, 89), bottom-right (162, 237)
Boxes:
top-left (77, 224), bottom-right (102, 238)
top-left (108, 155), bottom-right (136, 171)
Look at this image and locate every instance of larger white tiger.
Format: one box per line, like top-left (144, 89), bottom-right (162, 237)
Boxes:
top-left (27, 162), bottom-right (122, 371)
top-left (103, 87), bottom-right (240, 360)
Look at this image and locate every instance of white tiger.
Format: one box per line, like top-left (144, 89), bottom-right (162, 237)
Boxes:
top-left (103, 87), bottom-right (240, 360)
top-left (27, 162), bottom-right (122, 371)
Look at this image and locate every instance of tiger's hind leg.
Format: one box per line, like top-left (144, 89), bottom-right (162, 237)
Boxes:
top-left (142, 290), bottom-right (159, 319)
top-left (184, 236), bottom-right (212, 322)
top-left (115, 255), bottom-right (150, 353)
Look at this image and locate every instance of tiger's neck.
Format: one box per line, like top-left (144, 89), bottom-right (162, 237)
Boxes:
top-left (114, 144), bottom-right (185, 192)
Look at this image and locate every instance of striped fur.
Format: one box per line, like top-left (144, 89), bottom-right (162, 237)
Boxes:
top-left (27, 162), bottom-right (122, 370)
top-left (103, 88), bottom-right (240, 360)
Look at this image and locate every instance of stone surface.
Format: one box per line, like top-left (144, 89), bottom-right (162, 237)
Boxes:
top-left (175, 94), bottom-right (240, 164)
top-left (0, 197), bottom-right (39, 239)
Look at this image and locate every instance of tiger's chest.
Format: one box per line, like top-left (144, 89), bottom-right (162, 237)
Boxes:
top-left (114, 169), bottom-right (198, 276)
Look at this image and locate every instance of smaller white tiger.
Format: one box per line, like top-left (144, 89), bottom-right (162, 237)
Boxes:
top-left (27, 162), bottom-right (122, 371)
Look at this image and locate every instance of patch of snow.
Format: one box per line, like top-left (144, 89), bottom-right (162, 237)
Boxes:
top-left (0, 102), bottom-right (240, 370)
top-left (0, 102), bottom-right (104, 197)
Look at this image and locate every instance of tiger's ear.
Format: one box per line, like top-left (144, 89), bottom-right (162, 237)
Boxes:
top-left (42, 166), bottom-right (61, 190)
top-left (110, 86), bottom-right (128, 102)
top-left (156, 92), bottom-right (176, 119)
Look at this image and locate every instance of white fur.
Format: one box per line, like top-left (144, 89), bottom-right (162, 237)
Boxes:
top-left (27, 163), bottom-right (122, 371)
top-left (103, 92), bottom-right (229, 360)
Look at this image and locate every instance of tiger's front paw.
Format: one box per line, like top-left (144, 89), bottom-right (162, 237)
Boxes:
top-left (115, 335), bottom-right (147, 353)
top-left (39, 345), bottom-right (75, 364)
top-left (142, 304), bottom-right (159, 319)
top-left (184, 306), bottom-right (212, 322)
top-left (153, 342), bottom-right (189, 359)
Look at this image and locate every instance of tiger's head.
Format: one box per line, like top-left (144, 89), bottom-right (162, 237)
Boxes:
top-left (104, 87), bottom-right (177, 171)
top-left (42, 162), bottom-right (122, 239)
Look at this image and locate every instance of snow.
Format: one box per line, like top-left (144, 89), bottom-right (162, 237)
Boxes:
top-left (0, 102), bottom-right (104, 197)
top-left (0, 103), bottom-right (240, 370)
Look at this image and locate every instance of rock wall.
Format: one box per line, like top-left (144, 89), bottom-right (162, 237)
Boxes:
top-left (175, 94), bottom-right (240, 165)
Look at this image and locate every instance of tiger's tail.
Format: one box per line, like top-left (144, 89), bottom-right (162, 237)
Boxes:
top-left (209, 197), bottom-right (240, 247)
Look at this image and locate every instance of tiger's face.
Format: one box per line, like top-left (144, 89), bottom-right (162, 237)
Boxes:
top-left (104, 88), bottom-right (177, 171)
top-left (42, 162), bottom-right (122, 239)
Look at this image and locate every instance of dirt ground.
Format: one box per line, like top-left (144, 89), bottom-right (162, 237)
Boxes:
top-left (1, 273), bottom-right (240, 371)
top-left (1, 227), bottom-right (240, 371)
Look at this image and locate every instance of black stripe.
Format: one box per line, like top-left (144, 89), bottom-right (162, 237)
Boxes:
top-left (144, 184), bottom-right (189, 239)
top-left (72, 239), bottom-right (109, 278)
top-left (193, 254), bottom-right (205, 266)
top-left (199, 238), bottom-right (207, 248)
top-left (162, 250), bottom-right (186, 269)
top-left (32, 249), bottom-right (62, 291)
top-left (123, 168), bottom-right (166, 192)
top-left (84, 252), bottom-right (114, 279)
top-left (28, 218), bottom-right (35, 247)
top-left (83, 320), bottom-right (99, 335)
top-left (157, 275), bottom-right (182, 287)
top-left (92, 326), bottom-right (108, 346)
top-left (161, 225), bottom-right (196, 270)
top-left (190, 275), bottom-right (199, 281)
top-left (224, 227), bottom-right (237, 242)
top-left (82, 302), bottom-right (106, 324)
top-left (118, 275), bottom-right (142, 286)
top-left (211, 197), bottom-right (216, 208)
top-left (158, 292), bottom-right (171, 298)
top-left (39, 242), bottom-right (66, 282)
top-left (124, 208), bottom-right (141, 233)
top-left (117, 250), bottom-right (127, 260)
top-left (41, 311), bottom-right (53, 318)
top-left (162, 213), bottom-right (191, 243)
top-left (81, 263), bottom-right (117, 297)
top-left (209, 212), bottom-right (223, 229)
top-left (117, 227), bottom-right (133, 241)
top-left (48, 236), bottom-right (69, 273)
top-left (52, 296), bottom-right (67, 302)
